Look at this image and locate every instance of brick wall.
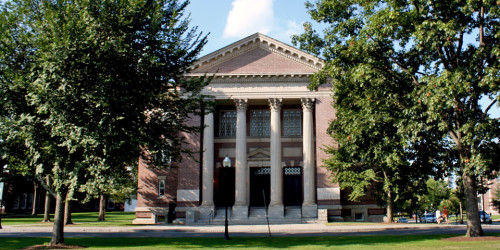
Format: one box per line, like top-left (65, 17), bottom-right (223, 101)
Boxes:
top-left (136, 157), bottom-right (178, 208)
top-left (315, 96), bottom-right (338, 189)
top-left (202, 48), bottom-right (317, 74)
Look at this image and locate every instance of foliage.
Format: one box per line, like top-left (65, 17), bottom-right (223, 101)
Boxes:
top-left (416, 179), bottom-right (452, 212)
top-left (0, 0), bottom-right (210, 244)
top-left (293, 0), bottom-right (499, 236)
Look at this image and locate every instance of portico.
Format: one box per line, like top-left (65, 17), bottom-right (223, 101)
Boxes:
top-left (200, 96), bottom-right (318, 221)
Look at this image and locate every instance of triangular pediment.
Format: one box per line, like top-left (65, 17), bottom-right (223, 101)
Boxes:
top-left (247, 148), bottom-right (270, 161)
top-left (189, 33), bottom-right (323, 76)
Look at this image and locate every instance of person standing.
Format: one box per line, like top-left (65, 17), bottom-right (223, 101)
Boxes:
top-left (443, 207), bottom-right (449, 224)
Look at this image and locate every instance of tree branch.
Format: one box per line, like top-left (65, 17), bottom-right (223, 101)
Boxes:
top-left (479, 1), bottom-right (485, 47)
top-left (387, 56), bottom-right (420, 85)
top-left (366, 33), bottom-right (420, 85)
top-left (482, 99), bottom-right (498, 119)
top-left (455, 31), bottom-right (464, 67)
top-left (37, 174), bottom-right (57, 198)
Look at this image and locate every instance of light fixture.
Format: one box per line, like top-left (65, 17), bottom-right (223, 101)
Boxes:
top-left (223, 155), bottom-right (231, 168)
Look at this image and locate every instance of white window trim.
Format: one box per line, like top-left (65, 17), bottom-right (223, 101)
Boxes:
top-left (158, 176), bottom-right (167, 197)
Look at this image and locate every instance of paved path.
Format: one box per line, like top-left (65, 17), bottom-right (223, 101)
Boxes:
top-left (1, 223), bottom-right (500, 238)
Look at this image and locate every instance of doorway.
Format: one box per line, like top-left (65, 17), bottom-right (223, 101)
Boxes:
top-left (284, 167), bottom-right (302, 206)
top-left (250, 167), bottom-right (270, 207)
top-left (214, 167), bottom-right (235, 207)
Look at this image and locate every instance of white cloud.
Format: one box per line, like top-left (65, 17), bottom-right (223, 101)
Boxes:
top-left (271, 20), bottom-right (302, 45)
top-left (223, 0), bottom-right (274, 38)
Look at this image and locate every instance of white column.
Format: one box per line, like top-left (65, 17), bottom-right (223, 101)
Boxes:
top-left (269, 98), bottom-right (284, 217)
top-left (233, 99), bottom-right (249, 219)
top-left (201, 112), bottom-right (214, 207)
top-left (301, 98), bottom-right (317, 217)
top-left (234, 99), bottom-right (248, 207)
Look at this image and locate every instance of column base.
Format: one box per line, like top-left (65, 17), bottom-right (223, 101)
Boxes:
top-left (268, 204), bottom-right (284, 219)
top-left (232, 205), bottom-right (249, 219)
top-left (302, 203), bottom-right (318, 218)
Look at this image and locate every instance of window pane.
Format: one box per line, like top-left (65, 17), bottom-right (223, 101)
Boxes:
top-left (219, 111), bottom-right (237, 137)
top-left (251, 110), bottom-right (270, 137)
top-left (283, 110), bottom-right (301, 136)
top-left (159, 180), bottom-right (165, 196)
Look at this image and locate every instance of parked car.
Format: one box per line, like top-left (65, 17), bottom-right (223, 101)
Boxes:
top-left (397, 217), bottom-right (408, 223)
top-left (479, 211), bottom-right (493, 224)
top-left (422, 213), bottom-right (436, 223)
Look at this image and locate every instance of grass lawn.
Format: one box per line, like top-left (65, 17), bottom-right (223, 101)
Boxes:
top-left (1, 234), bottom-right (499, 249)
top-left (1, 212), bottom-right (136, 226)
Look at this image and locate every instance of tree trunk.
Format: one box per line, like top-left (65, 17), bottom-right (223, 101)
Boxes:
top-left (460, 201), bottom-right (463, 224)
top-left (386, 191), bottom-right (394, 223)
top-left (42, 191), bottom-right (51, 222)
top-left (42, 176), bottom-right (52, 222)
top-left (32, 182), bottom-right (38, 216)
top-left (98, 194), bottom-right (106, 221)
top-left (64, 195), bottom-right (72, 225)
top-left (49, 192), bottom-right (65, 245)
top-left (463, 172), bottom-right (484, 237)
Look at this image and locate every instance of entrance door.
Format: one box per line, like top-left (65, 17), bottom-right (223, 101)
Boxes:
top-left (215, 167), bottom-right (235, 207)
top-left (250, 167), bottom-right (270, 207)
top-left (284, 167), bottom-right (302, 206)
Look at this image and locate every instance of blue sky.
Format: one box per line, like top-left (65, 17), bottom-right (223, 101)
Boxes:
top-left (186, 0), bottom-right (313, 56)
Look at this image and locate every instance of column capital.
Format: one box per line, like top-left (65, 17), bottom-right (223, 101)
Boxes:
top-left (268, 98), bottom-right (282, 111)
top-left (234, 99), bottom-right (248, 111)
top-left (301, 98), bottom-right (315, 111)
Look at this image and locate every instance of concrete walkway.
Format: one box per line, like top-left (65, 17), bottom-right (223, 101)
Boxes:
top-left (1, 222), bottom-right (500, 238)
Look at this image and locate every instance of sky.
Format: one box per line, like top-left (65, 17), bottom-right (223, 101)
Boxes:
top-left (185, 0), bottom-right (314, 56)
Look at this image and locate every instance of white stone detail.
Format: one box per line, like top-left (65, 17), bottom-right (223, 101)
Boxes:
top-left (317, 187), bottom-right (340, 200)
top-left (177, 189), bottom-right (200, 202)
top-left (283, 147), bottom-right (302, 157)
top-left (218, 148), bottom-right (236, 158)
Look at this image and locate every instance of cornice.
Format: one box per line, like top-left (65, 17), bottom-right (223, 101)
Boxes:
top-left (185, 73), bottom-right (314, 83)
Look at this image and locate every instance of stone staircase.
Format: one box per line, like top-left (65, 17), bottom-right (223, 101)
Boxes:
top-left (195, 206), bottom-right (305, 225)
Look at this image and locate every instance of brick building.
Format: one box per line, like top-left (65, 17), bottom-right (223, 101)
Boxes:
top-left (479, 177), bottom-right (500, 215)
top-left (133, 33), bottom-right (384, 224)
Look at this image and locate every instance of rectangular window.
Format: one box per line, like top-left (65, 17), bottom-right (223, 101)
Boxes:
top-left (21, 193), bottom-right (27, 209)
top-left (107, 199), bottom-right (116, 210)
top-left (13, 194), bottom-right (20, 209)
top-left (28, 194), bottom-right (33, 209)
top-left (283, 110), bottom-right (301, 136)
top-left (251, 110), bottom-right (270, 137)
top-left (219, 110), bottom-right (237, 137)
top-left (158, 179), bottom-right (166, 196)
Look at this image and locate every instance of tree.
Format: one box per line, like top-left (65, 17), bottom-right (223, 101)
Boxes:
top-left (1, 0), bottom-right (209, 245)
top-left (417, 179), bottom-right (452, 212)
top-left (293, 0), bottom-right (499, 236)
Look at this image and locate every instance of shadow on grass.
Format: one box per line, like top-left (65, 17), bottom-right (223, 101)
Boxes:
top-left (5, 234), bottom-right (500, 249)
top-left (2, 212), bottom-right (136, 226)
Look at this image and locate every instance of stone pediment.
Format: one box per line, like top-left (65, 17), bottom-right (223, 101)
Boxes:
top-left (247, 148), bottom-right (270, 161)
top-left (188, 33), bottom-right (323, 76)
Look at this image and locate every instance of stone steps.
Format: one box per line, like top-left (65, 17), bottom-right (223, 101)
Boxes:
top-left (195, 207), bottom-right (308, 225)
